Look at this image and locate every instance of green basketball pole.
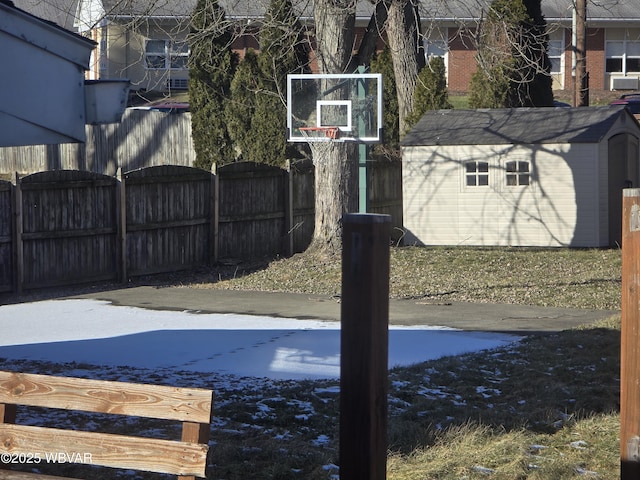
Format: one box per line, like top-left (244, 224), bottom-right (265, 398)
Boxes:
top-left (358, 66), bottom-right (368, 214)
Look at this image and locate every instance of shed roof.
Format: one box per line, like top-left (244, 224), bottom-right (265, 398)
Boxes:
top-left (401, 105), bottom-right (639, 147)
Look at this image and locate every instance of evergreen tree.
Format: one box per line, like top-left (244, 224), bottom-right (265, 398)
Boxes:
top-left (469, 64), bottom-right (512, 109)
top-left (225, 50), bottom-right (260, 162)
top-left (188, 0), bottom-right (236, 169)
top-left (469, 0), bottom-right (553, 108)
top-left (249, 0), bottom-right (308, 166)
top-left (370, 46), bottom-right (400, 150)
top-left (405, 56), bottom-right (452, 131)
top-left (521, 0), bottom-right (554, 106)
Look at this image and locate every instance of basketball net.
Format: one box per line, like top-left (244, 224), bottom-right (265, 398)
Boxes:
top-left (299, 127), bottom-right (341, 163)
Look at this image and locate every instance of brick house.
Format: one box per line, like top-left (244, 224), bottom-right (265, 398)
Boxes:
top-left (13, 0), bottom-right (640, 97)
top-left (426, 0), bottom-right (640, 97)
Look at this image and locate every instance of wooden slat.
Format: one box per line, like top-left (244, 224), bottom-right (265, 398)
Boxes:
top-left (0, 470), bottom-right (76, 480)
top-left (126, 218), bottom-right (208, 232)
top-left (21, 228), bottom-right (116, 241)
top-left (19, 179), bottom-right (115, 191)
top-left (180, 422), bottom-right (211, 480)
top-left (21, 273), bottom-right (118, 291)
top-left (218, 211), bottom-right (285, 223)
top-left (0, 424), bottom-right (208, 477)
top-left (0, 372), bottom-right (212, 423)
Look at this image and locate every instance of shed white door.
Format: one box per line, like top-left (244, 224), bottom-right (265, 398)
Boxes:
top-left (609, 133), bottom-right (640, 247)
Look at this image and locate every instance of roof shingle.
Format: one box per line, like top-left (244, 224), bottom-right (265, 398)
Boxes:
top-left (401, 105), bottom-right (638, 146)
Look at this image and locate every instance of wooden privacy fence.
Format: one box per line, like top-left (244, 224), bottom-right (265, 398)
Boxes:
top-left (123, 166), bottom-right (215, 278)
top-left (0, 163), bottom-right (315, 293)
top-left (0, 159), bottom-right (401, 293)
top-left (15, 170), bottom-right (120, 291)
top-left (0, 110), bottom-right (195, 176)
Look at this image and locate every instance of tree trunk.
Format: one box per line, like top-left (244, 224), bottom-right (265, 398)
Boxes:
top-left (384, 0), bottom-right (424, 136)
top-left (574, 0), bottom-right (588, 106)
top-left (309, 0), bottom-right (359, 254)
top-left (351, 1), bottom-right (388, 69)
top-left (310, 142), bottom-right (359, 253)
top-left (313, 0), bottom-right (356, 74)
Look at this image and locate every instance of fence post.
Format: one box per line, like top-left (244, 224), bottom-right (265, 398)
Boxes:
top-left (340, 213), bottom-right (390, 480)
top-left (284, 160), bottom-right (294, 257)
top-left (211, 163), bottom-right (219, 264)
top-left (11, 172), bottom-right (23, 294)
top-left (622, 188), bottom-right (640, 478)
top-left (116, 168), bottom-right (127, 282)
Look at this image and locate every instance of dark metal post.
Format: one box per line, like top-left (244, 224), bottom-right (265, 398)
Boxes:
top-left (340, 213), bottom-right (390, 480)
top-left (621, 189), bottom-right (640, 478)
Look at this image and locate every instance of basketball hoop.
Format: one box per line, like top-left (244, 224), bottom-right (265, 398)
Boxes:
top-left (297, 127), bottom-right (341, 164)
top-left (299, 126), bottom-right (341, 141)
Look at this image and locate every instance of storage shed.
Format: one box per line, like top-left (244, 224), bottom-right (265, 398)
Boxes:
top-left (401, 105), bottom-right (640, 247)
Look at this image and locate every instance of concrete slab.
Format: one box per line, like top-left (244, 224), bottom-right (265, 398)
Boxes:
top-left (70, 286), bottom-right (617, 334)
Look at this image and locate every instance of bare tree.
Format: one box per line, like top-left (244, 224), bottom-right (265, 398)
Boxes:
top-left (381, 0), bottom-right (425, 135)
top-left (574, 0), bottom-right (588, 106)
top-left (308, 0), bottom-right (359, 254)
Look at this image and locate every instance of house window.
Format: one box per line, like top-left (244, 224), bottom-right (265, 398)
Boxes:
top-left (548, 40), bottom-right (563, 74)
top-left (145, 40), bottom-right (189, 70)
top-left (606, 40), bottom-right (640, 74)
top-left (465, 161), bottom-right (489, 186)
top-left (170, 42), bottom-right (189, 69)
top-left (506, 161), bottom-right (530, 186)
top-left (425, 38), bottom-right (447, 60)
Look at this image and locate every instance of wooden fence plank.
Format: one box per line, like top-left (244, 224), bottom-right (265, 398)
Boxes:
top-left (17, 171), bottom-right (119, 290)
top-left (12, 173), bottom-right (23, 294)
top-left (0, 424), bottom-right (208, 477)
top-left (217, 162), bottom-right (289, 259)
top-left (124, 166), bottom-right (212, 276)
top-left (0, 181), bottom-right (12, 293)
top-left (0, 371), bottom-right (213, 423)
top-left (0, 111), bottom-right (196, 176)
top-left (369, 160), bottom-right (403, 241)
top-left (290, 159), bottom-right (314, 253)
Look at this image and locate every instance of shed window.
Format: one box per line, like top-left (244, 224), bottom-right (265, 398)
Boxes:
top-left (465, 161), bottom-right (489, 186)
top-left (506, 161), bottom-right (530, 186)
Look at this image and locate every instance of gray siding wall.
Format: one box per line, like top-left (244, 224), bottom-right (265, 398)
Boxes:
top-left (403, 143), bottom-right (602, 247)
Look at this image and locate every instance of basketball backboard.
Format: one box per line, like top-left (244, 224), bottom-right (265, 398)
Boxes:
top-left (287, 73), bottom-right (383, 143)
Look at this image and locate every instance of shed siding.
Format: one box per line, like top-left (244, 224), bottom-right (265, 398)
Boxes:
top-left (597, 143), bottom-right (608, 246)
top-left (555, 143), bottom-right (600, 246)
top-left (456, 145), bottom-right (503, 245)
top-left (403, 143), bottom-right (601, 247)
top-left (402, 146), bottom-right (459, 244)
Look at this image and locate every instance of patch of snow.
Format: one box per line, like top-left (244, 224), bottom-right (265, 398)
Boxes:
top-left (0, 299), bottom-right (521, 380)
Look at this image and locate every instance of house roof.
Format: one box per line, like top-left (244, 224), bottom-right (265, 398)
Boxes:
top-left (12, 0), bottom-right (78, 31)
top-left (401, 105), bottom-right (639, 146)
top-left (74, 0), bottom-right (640, 23)
top-left (97, 0), bottom-right (374, 20)
top-left (424, 0), bottom-right (640, 22)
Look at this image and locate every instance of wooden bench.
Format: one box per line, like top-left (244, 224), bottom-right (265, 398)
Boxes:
top-left (0, 370), bottom-right (213, 480)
